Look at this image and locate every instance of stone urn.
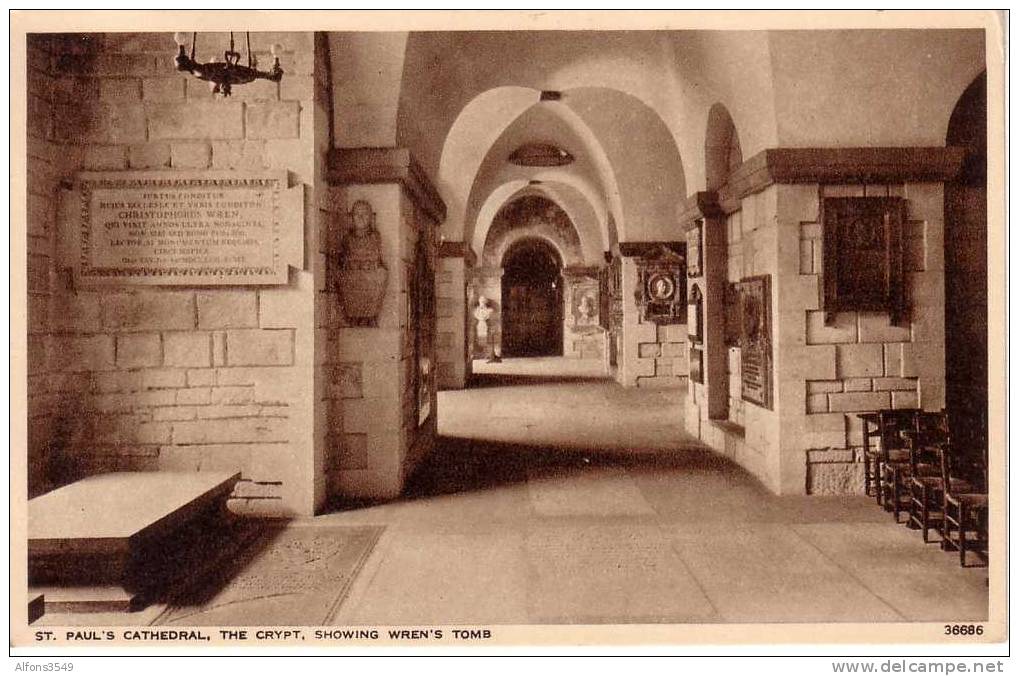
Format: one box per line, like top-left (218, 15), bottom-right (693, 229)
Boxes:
top-left (336, 200), bottom-right (388, 327)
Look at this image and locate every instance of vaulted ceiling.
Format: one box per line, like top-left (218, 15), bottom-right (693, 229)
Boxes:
top-left (327, 28), bottom-right (986, 258)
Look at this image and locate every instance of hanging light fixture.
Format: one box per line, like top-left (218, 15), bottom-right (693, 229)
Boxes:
top-left (173, 31), bottom-right (283, 97)
top-left (508, 143), bottom-right (574, 167)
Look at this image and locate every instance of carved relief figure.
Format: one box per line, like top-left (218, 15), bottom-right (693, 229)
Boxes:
top-left (336, 199), bottom-right (388, 327)
top-left (577, 293), bottom-right (596, 324)
top-left (651, 274), bottom-right (675, 301)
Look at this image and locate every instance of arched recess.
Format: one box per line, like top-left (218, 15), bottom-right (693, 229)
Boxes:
top-left (472, 179), bottom-right (606, 267)
top-left (704, 103), bottom-right (743, 192)
top-left (500, 237), bottom-right (565, 358)
top-left (442, 89), bottom-right (623, 252)
top-left (434, 86), bottom-right (542, 243)
top-left (481, 194), bottom-right (584, 270)
top-left (944, 71), bottom-right (988, 453)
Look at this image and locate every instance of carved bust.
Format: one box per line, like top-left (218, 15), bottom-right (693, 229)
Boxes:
top-left (473, 295), bottom-right (494, 338)
top-left (335, 199), bottom-right (388, 326)
top-left (340, 200), bottom-right (385, 272)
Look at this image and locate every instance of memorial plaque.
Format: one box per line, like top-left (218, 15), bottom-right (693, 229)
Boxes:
top-left (568, 274), bottom-right (601, 331)
top-left (629, 243), bottom-right (686, 325)
top-left (736, 275), bottom-right (773, 409)
top-left (60, 171), bottom-right (304, 286)
top-left (821, 196), bottom-right (905, 325)
top-left (686, 221), bottom-right (702, 277)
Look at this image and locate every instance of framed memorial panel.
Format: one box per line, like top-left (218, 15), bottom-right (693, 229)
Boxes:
top-left (821, 196), bottom-right (906, 325)
top-left (59, 170), bottom-right (304, 287)
top-left (628, 243), bottom-right (686, 325)
top-left (735, 275), bottom-right (773, 410)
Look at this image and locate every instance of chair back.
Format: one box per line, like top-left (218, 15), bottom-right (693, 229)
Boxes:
top-left (950, 407), bottom-right (989, 491)
top-left (937, 442), bottom-right (953, 487)
top-left (908, 410), bottom-right (950, 473)
top-left (939, 439), bottom-right (988, 494)
top-left (877, 408), bottom-right (921, 460)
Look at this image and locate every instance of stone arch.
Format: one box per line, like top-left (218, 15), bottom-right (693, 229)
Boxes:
top-left (434, 86), bottom-right (542, 244)
top-left (704, 103), bottom-right (743, 192)
top-left (499, 236), bottom-right (566, 358)
top-left (947, 71), bottom-right (987, 185)
top-left (460, 86), bottom-right (687, 249)
top-left (398, 31), bottom-right (689, 182)
top-left (560, 87), bottom-right (686, 241)
top-left (943, 70), bottom-right (988, 455)
top-left (501, 235), bottom-right (565, 272)
top-left (472, 178), bottom-right (606, 267)
top-left (438, 87), bottom-right (624, 253)
top-left (481, 194), bottom-right (584, 270)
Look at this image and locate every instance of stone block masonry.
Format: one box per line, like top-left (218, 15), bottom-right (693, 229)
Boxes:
top-left (26, 32), bottom-right (323, 514)
top-left (799, 184), bottom-right (946, 495)
top-left (635, 322), bottom-right (689, 389)
top-left (40, 289), bottom-right (299, 474)
top-left (685, 180), bottom-right (948, 498)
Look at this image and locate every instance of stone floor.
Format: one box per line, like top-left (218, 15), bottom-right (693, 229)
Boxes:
top-left (324, 359), bottom-right (988, 625)
top-left (38, 358), bottom-right (989, 626)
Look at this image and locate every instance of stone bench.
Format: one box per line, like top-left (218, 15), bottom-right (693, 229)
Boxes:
top-left (29, 471), bottom-right (240, 612)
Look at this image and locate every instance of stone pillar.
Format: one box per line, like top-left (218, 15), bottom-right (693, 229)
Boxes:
top-left (326, 147), bottom-right (446, 501)
top-left (678, 194), bottom-right (729, 427)
top-left (678, 148), bottom-right (962, 496)
top-left (618, 242), bottom-right (688, 388)
top-left (618, 256), bottom-right (651, 385)
top-left (436, 241), bottom-right (475, 389)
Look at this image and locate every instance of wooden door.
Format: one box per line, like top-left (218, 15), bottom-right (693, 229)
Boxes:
top-left (503, 280), bottom-right (562, 356)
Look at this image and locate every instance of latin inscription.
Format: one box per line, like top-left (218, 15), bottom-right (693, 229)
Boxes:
top-left (76, 174), bottom-right (290, 285)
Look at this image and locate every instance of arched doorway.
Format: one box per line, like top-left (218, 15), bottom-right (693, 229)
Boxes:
top-left (500, 238), bottom-right (564, 357)
top-left (945, 72), bottom-right (987, 450)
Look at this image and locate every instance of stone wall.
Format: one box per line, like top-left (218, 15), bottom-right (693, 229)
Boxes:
top-left (791, 183), bottom-right (946, 494)
top-left (619, 257), bottom-right (689, 388)
top-left (563, 325), bottom-right (607, 360)
top-left (686, 179), bottom-right (946, 495)
top-left (435, 250), bottom-right (470, 388)
top-left (26, 35), bottom-right (63, 497)
top-left (26, 32), bottom-right (326, 515)
top-left (399, 191), bottom-right (439, 478)
top-left (692, 190), bottom-right (780, 487)
top-left (562, 271), bottom-right (607, 360)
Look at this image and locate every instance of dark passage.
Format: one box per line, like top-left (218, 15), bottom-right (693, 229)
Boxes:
top-left (500, 238), bottom-right (564, 357)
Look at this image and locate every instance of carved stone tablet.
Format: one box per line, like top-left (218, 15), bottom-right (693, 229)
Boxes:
top-left (59, 171), bottom-right (303, 286)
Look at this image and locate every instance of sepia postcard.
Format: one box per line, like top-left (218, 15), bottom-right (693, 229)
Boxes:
top-left (8, 9), bottom-right (1008, 655)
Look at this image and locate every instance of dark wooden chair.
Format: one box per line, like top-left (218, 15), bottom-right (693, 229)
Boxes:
top-left (939, 445), bottom-right (988, 567)
top-left (907, 414), bottom-right (974, 543)
top-left (859, 412), bottom-right (882, 500)
top-left (875, 409), bottom-right (921, 518)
